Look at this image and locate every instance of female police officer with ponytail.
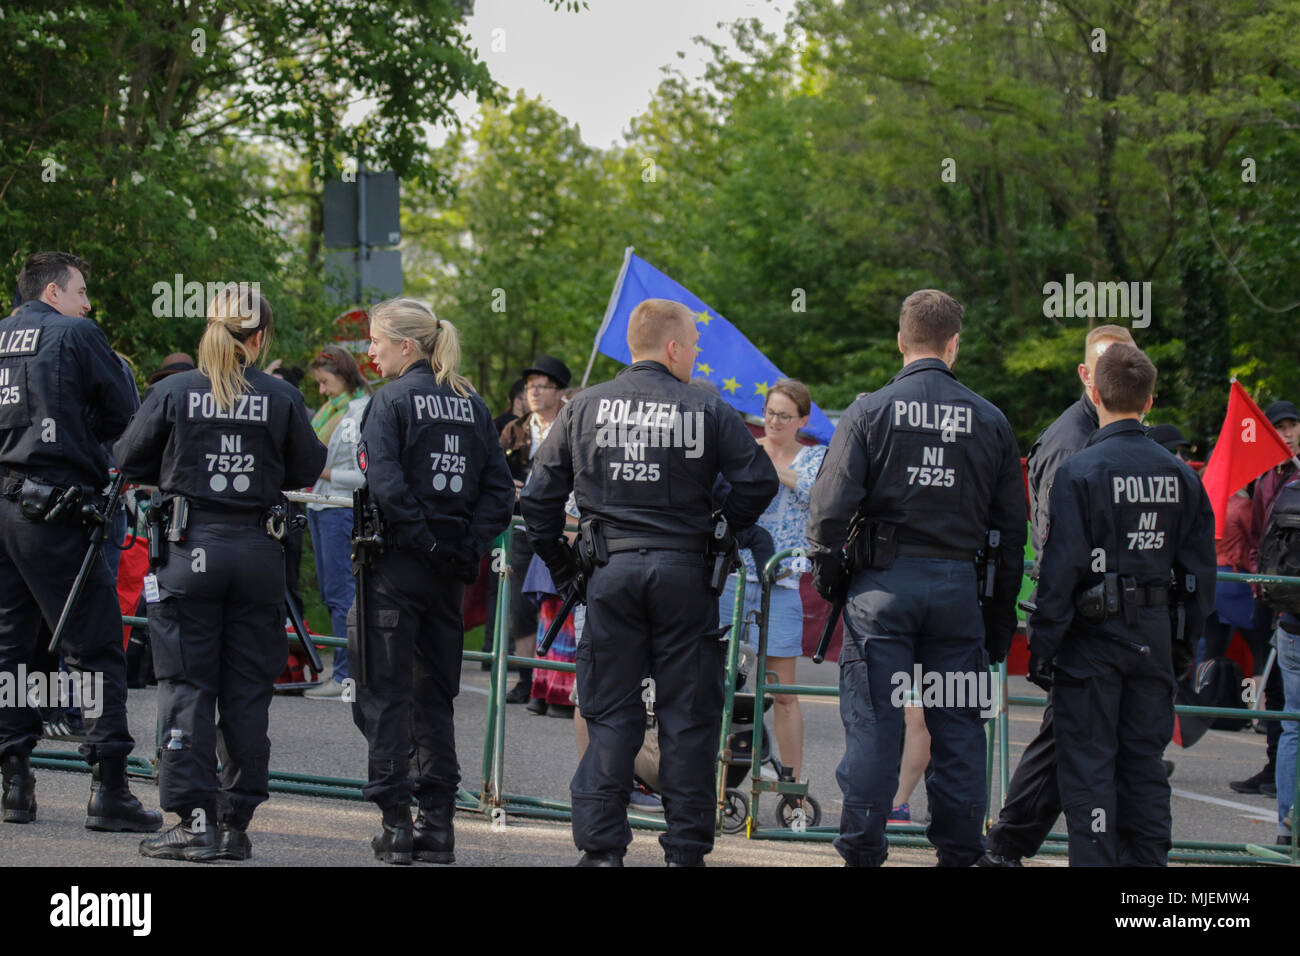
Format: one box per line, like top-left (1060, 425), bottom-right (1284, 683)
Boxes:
top-left (114, 288), bottom-right (325, 861)
top-left (351, 298), bottom-right (513, 864)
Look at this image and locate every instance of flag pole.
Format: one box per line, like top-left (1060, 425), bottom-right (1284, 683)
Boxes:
top-left (581, 246), bottom-right (633, 387)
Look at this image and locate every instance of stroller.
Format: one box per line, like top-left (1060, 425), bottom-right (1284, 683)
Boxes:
top-left (717, 639), bottom-right (822, 834)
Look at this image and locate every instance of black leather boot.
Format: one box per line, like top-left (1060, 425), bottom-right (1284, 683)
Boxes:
top-left (138, 812), bottom-right (219, 862)
top-left (372, 805), bottom-right (413, 865)
top-left (1, 754), bottom-right (36, 824)
top-left (576, 851), bottom-right (624, 867)
top-left (216, 822), bottom-right (253, 861)
top-left (86, 757), bottom-right (163, 832)
top-left (413, 799), bottom-right (455, 864)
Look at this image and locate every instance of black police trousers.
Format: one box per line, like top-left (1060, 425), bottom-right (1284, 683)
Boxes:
top-left (1052, 642), bottom-right (1175, 866)
top-left (573, 549), bottom-right (725, 864)
top-left (986, 701), bottom-right (1061, 860)
top-left (0, 496), bottom-right (133, 764)
top-left (149, 521), bottom-right (286, 828)
top-left (350, 550), bottom-right (464, 810)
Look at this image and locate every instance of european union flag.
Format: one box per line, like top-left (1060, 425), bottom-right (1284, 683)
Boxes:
top-left (583, 249), bottom-right (834, 444)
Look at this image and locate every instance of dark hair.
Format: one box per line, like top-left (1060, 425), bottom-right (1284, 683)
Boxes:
top-left (17, 251), bottom-right (90, 302)
top-left (508, 378), bottom-right (527, 402)
top-left (309, 345), bottom-right (369, 393)
top-left (899, 289), bottom-right (963, 355)
top-left (1093, 343), bottom-right (1156, 414)
top-left (272, 364), bottom-right (306, 388)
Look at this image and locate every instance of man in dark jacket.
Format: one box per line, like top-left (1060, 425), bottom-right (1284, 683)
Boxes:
top-left (981, 323), bottom-right (1135, 865)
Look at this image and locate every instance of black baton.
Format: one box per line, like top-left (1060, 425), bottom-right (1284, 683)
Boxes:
top-left (538, 587), bottom-right (580, 657)
top-left (284, 590), bottom-right (324, 673)
top-left (48, 470), bottom-right (126, 655)
top-left (813, 593), bottom-right (846, 664)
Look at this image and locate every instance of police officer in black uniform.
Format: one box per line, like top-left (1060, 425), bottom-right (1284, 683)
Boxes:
top-left (981, 324), bottom-right (1135, 866)
top-left (350, 298), bottom-right (514, 864)
top-left (0, 252), bottom-right (160, 832)
top-left (1029, 344), bottom-right (1214, 866)
top-left (521, 298), bottom-right (777, 867)
top-left (115, 287), bottom-right (326, 861)
top-left (808, 290), bottom-right (1026, 867)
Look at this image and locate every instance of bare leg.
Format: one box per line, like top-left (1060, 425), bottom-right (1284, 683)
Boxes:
top-left (768, 656), bottom-right (804, 782)
top-left (893, 705), bottom-right (931, 807)
top-left (574, 710), bottom-right (588, 758)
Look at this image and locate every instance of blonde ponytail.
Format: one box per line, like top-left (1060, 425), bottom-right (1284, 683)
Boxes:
top-left (370, 297), bottom-right (472, 398)
top-left (197, 285), bottom-right (273, 411)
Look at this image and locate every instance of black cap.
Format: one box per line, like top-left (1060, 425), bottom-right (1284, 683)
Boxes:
top-left (521, 354), bottom-right (571, 389)
top-left (1265, 400), bottom-right (1300, 427)
top-left (1146, 423), bottom-right (1190, 451)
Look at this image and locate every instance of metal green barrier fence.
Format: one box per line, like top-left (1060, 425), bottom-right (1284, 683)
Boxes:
top-left (31, 518), bottom-right (1300, 864)
top-left (742, 548), bottom-right (1300, 866)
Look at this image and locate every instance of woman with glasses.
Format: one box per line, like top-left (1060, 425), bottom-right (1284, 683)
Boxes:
top-left (718, 378), bottom-right (826, 789)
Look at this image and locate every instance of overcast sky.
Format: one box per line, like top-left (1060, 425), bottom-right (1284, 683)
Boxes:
top-left (447, 0), bottom-right (794, 148)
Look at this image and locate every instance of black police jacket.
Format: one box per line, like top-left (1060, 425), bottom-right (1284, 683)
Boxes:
top-left (1029, 419), bottom-right (1216, 674)
top-left (807, 357), bottom-right (1027, 620)
top-left (357, 359), bottom-right (514, 558)
top-left (519, 360), bottom-right (778, 552)
top-left (0, 300), bottom-right (138, 488)
top-left (114, 366), bottom-right (325, 512)
top-left (1026, 395), bottom-right (1098, 557)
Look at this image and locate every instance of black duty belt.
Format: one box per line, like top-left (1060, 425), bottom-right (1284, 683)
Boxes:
top-left (1130, 584), bottom-right (1171, 607)
top-left (896, 542), bottom-right (976, 561)
top-left (605, 534), bottom-right (710, 555)
top-left (186, 507), bottom-right (264, 528)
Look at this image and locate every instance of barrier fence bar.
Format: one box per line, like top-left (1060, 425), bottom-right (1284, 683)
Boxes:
top-left (28, 518), bottom-right (1300, 864)
top-left (744, 547), bottom-right (1300, 865)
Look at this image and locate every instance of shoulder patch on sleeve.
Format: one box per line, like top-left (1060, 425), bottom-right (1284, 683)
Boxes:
top-left (357, 441), bottom-right (368, 473)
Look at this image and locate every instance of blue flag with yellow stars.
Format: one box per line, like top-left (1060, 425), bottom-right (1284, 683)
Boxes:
top-left (588, 249), bottom-right (834, 445)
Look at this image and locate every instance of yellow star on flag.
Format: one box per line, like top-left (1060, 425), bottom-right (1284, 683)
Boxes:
top-left (696, 362), bottom-right (714, 376)
top-left (696, 310), bottom-right (713, 325)
top-left (754, 381), bottom-right (771, 398)
top-left (722, 376), bottom-right (740, 394)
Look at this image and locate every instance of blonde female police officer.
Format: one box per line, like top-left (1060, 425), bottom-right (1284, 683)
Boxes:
top-left (115, 288), bottom-right (326, 861)
top-left (351, 298), bottom-right (513, 864)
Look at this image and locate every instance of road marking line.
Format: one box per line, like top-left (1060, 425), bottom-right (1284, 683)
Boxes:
top-left (1170, 788), bottom-right (1275, 814)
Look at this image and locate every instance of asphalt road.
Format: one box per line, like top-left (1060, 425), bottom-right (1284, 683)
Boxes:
top-left (1, 656), bottom-right (1288, 867)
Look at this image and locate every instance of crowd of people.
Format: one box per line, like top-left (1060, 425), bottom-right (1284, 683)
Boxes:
top-left (2, 249), bottom-right (1297, 868)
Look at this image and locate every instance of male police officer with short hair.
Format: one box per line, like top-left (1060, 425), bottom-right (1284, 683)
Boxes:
top-left (521, 298), bottom-right (777, 867)
top-left (1029, 344), bottom-right (1214, 865)
top-left (0, 252), bottom-right (160, 831)
top-left (981, 324), bottom-right (1134, 866)
top-left (808, 289), bottom-right (1026, 867)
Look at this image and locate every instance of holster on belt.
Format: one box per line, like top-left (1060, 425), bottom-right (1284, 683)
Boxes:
top-left (865, 521), bottom-right (898, 570)
top-left (706, 511), bottom-right (737, 596)
top-left (578, 517), bottom-right (606, 576)
top-left (147, 490), bottom-right (168, 569)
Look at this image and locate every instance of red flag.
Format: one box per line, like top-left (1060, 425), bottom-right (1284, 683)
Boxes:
top-left (1200, 380), bottom-right (1295, 536)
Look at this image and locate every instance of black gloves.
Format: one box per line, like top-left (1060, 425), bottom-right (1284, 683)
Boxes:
top-left (812, 553), bottom-right (846, 603)
top-left (982, 604), bottom-right (1018, 665)
top-left (437, 543), bottom-right (481, 585)
top-left (1026, 651), bottom-right (1053, 692)
top-left (537, 538), bottom-right (583, 603)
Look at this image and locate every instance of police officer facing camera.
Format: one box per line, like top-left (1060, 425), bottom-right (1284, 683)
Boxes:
top-left (1029, 344), bottom-right (1214, 866)
top-left (350, 298), bottom-right (513, 865)
top-left (807, 289), bottom-right (1026, 868)
top-left (115, 287), bottom-right (326, 861)
top-left (0, 251), bottom-right (159, 833)
top-left (521, 298), bottom-right (778, 867)
top-left (981, 324), bottom-right (1135, 867)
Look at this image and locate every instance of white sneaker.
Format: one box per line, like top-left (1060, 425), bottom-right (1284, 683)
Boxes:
top-left (304, 678), bottom-right (347, 700)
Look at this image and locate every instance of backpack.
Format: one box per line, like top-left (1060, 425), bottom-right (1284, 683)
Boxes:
top-left (1193, 658), bottom-right (1249, 731)
top-left (1257, 479), bottom-right (1300, 614)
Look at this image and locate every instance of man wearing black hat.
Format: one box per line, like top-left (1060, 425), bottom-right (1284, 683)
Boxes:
top-left (1146, 423), bottom-right (1193, 461)
top-left (499, 355), bottom-right (572, 710)
top-left (1230, 399), bottom-right (1300, 797)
